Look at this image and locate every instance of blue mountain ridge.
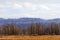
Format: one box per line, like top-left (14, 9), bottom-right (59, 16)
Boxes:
top-left (0, 18), bottom-right (60, 28)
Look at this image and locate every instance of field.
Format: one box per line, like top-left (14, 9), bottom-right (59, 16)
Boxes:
top-left (0, 35), bottom-right (60, 40)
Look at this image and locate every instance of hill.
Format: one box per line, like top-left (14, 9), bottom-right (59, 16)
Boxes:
top-left (0, 18), bottom-right (60, 27)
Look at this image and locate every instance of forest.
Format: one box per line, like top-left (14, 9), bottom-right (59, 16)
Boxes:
top-left (0, 22), bottom-right (60, 35)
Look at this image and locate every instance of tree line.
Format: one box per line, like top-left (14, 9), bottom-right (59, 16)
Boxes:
top-left (0, 22), bottom-right (60, 35)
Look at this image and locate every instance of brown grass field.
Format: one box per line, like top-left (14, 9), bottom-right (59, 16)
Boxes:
top-left (0, 35), bottom-right (60, 40)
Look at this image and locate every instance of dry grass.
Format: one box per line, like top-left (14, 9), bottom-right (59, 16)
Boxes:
top-left (0, 35), bottom-right (60, 40)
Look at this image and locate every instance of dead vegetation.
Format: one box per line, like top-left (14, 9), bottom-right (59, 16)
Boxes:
top-left (0, 35), bottom-right (60, 40)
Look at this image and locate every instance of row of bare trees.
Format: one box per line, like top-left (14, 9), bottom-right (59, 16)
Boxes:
top-left (0, 22), bottom-right (60, 35)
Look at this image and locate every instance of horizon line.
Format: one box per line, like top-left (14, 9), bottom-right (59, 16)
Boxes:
top-left (0, 17), bottom-right (60, 20)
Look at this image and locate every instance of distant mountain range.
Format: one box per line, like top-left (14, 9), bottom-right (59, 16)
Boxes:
top-left (0, 18), bottom-right (60, 28)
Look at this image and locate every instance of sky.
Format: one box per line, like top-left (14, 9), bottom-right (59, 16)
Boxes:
top-left (0, 0), bottom-right (60, 19)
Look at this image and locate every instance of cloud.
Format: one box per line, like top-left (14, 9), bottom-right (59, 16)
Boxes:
top-left (0, 4), bottom-right (5, 8)
top-left (39, 5), bottom-right (50, 10)
top-left (0, 0), bottom-right (60, 19)
top-left (23, 2), bottom-right (50, 10)
top-left (0, 1), bottom-right (50, 10)
top-left (12, 3), bottom-right (23, 9)
top-left (23, 2), bottom-right (37, 10)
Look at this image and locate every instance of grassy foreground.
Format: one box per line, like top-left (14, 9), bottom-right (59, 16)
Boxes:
top-left (0, 35), bottom-right (60, 40)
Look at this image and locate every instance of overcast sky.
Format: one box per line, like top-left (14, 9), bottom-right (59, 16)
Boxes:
top-left (0, 0), bottom-right (60, 19)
